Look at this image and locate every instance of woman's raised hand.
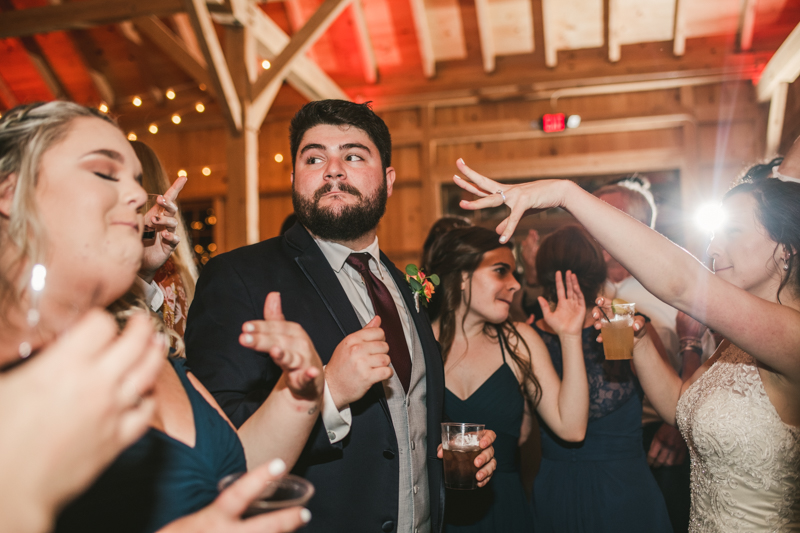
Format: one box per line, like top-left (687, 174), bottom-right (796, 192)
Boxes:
top-left (158, 459), bottom-right (311, 533)
top-left (453, 159), bottom-right (569, 243)
top-left (239, 293), bottom-right (324, 402)
top-left (539, 270), bottom-right (585, 337)
top-left (139, 176), bottom-right (187, 282)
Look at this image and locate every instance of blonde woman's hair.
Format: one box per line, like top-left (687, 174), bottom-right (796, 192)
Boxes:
top-left (130, 140), bottom-right (199, 305)
top-left (0, 101), bottom-right (118, 320)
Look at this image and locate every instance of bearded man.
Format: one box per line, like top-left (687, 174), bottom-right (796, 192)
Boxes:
top-left (185, 100), bottom-right (496, 533)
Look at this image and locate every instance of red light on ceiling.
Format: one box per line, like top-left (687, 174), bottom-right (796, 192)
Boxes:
top-left (542, 113), bottom-right (566, 133)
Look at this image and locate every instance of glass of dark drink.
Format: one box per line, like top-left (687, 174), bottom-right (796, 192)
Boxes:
top-left (141, 194), bottom-right (162, 241)
top-left (441, 422), bottom-right (485, 490)
top-left (217, 473), bottom-right (314, 517)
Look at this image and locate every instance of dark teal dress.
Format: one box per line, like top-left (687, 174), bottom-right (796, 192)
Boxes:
top-left (443, 336), bottom-right (534, 532)
top-left (55, 358), bottom-right (247, 533)
top-left (531, 323), bottom-right (671, 533)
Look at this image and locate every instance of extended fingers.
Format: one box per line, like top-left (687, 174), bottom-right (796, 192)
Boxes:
top-left (162, 176), bottom-right (187, 205)
top-left (459, 193), bottom-right (504, 211)
top-left (554, 271), bottom-right (566, 301)
top-left (263, 292), bottom-right (285, 321)
top-left (217, 459), bottom-right (287, 516)
top-left (452, 175), bottom-right (491, 198)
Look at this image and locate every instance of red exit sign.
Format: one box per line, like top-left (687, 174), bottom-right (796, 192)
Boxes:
top-left (541, 113), bottom-right (566, 133)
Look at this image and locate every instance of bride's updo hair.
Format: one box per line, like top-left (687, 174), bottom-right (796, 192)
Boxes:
top-left (0, 102), bottom-right (118, 315)
top-left (725, 160), bottom-right (800, 302)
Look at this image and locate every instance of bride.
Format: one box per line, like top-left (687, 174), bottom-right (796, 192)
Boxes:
top-left (451, 158), bottom-right (800, 531)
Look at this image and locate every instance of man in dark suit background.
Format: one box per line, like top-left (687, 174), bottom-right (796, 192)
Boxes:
top-left (185, 100), bottom-right (496, 533)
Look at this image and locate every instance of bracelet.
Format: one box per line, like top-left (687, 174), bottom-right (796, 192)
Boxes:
top-left (679, 337), bottom-right (703, 356)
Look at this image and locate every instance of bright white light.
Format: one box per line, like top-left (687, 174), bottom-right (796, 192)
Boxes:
top-left (566, 115), bottom-right (581, 128)
top-left (695, 202), bottom-right (726, 233)
top-left (31, 264), bottom-right (46, 292)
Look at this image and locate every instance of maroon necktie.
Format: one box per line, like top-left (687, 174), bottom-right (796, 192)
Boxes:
top-left (346, 253), bottom-right (412, 392)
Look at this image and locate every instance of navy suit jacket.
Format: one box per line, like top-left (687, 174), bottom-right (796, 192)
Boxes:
top-left (185, 223), bottom-right (445, 533)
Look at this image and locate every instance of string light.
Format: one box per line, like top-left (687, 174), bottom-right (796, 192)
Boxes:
top-left (127, 132), bottom-right (137, 141)
top-left (166, 89), bottom-right (176, 100)
top-left (202, 167), bottom-right (211, 176)
top-left (148, 124), bottom-right (158, 134)
top-left (177, 169), bottom-right (188, 177)
top-left (171, 114), bottom-right (182, 124)
top-left (274, 153), bottom-right (284, 163)
top-left (195, 102), bottom-right (205, 113)
top-left (261, 60), bottom-right (271, 70)
top-left (199, 83), bottom-right (207, 91)
top-left (208, 243), bottom-right (217, 252)
top-left (98, 103), bottom-right (109, 113)
top-left (133, 96), bottom-right (142, 107)
top-left (194, 244), bottom-right (204, 254)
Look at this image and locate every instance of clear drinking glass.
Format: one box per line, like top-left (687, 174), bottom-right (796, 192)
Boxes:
top-left (441, 422), bottom-right (484, 490)
top-left (217, 473), bottom-right (314, 517)
top-left (600, 302), bottom-right (636, 360)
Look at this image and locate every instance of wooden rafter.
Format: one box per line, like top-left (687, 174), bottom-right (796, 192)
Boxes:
top-left (248, 6), bottom-right (348, 102)
top-left (171, 14), bottom-right (203, 60)
top-left (184, 0), bottom-right (242, 132)
top-left (133, 16), bottom-right (211, 89)
top-left (408, 0), bottom-right (436, 77)
top-left (0, 0), bottom-right (185, 39)
top-left (68, 30), bottom-right (116, 105)
top-left (765, 81), bottom-right (788, 157)
top-left (0, 73), bottom-right (19, 109)
top-left (473, 0), bottom-right (496, 72)
top-left (250, 0), bottom-right (351, 101)
top-left (757, 22), bottom-right (800, 102)
top-left (351, 0), bottom-right (378, 84)
top-left (673, 0), bottom-right (687, 56)
top-left (738, 0), bottom-right (758, 51)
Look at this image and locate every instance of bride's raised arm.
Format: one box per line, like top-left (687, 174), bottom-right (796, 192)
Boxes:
top-left (454, 158), bottom-right (800, 380)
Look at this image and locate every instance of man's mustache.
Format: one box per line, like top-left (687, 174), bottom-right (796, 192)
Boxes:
top-left (313, 181), bottom-right (363, 202)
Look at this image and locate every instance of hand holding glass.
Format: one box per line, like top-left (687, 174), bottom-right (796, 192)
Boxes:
top-left (441, 423), bottom-right (485, 490)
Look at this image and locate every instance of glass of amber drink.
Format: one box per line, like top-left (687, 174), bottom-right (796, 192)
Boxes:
top-left (600, 302), bottom-right (636, 360)
top-left (441, 423), bottom-right (484, 490)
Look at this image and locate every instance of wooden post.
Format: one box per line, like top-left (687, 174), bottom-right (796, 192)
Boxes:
top-left (766, 82), bottom-right (789, 158)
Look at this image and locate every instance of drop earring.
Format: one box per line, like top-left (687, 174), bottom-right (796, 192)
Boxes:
top-left (19, 263), bottom-right (46, 358)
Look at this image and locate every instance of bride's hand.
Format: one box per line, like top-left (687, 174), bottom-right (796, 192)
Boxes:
top-left (453, 159), bottom-right (571, 243)
top-left (539, 270), bottom-right (585, 337)
top-left (591, 297), bottom-right (646, 345)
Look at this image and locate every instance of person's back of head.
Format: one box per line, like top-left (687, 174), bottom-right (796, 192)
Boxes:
top-left (421, 216), bottom-right (472, 271)
top-left (593, 176), bottom-right (657, 228)
top-left (289, 100), bottom-right (392, 172)
top-left (535, 225), bottom-right (607, 307)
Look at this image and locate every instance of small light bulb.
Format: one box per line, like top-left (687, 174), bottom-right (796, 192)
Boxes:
top-left (165, 89), bottom-right (176, 100)
top-left (178, 169), bottom-right (188, 178)
top-left (127, 132), bottom-right (137, 141)
top-left (133, 96), bottom-right (142, 107)
top-left (195, 102), bottom-right (205, 113)
top-left (98, 103), bottom-right (109, 113)
top-left (198, 83), bottom-right (207, 91)
top-left (171, 114), bottom-right (181, 124)
top-left (148, 124), bottom-right (158, 134)
top-left (274, 153), bottom-right (284, 163)
top-left (202, 167), bottom-right (211, 176)
top-left (262, 60), bottom-right (271, 70)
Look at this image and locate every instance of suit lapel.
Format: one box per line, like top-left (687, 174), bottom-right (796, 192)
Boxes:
top-left (287, 225), bottom-right (392, 423)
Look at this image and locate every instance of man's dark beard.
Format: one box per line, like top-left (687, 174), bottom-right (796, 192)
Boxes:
top-left (293, 178), bottom-right (388, 242)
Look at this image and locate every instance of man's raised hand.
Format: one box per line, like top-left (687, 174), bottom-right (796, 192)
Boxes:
top-left (324, 317), bottom-right (393, 410)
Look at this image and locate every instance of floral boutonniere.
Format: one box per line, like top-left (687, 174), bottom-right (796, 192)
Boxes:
top-left (405, 264), bottom-right (440, 312)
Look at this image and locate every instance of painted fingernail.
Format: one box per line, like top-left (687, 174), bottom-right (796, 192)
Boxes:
top-left (243, 323), bottom-right (255, 332)
top-left (458, 158), bottom-right (464, 164)
top-left (499, 236), bottom-right (508, 243)
top-left (242, 333), bottom-right (253, 345)
top-left (268, 458), bottom-right (286, 475)
top-left (300, 509), bottom-right (312, 523)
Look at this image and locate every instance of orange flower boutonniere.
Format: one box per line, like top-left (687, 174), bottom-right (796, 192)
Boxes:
top-left (405, 264), bottom-right (440, 312)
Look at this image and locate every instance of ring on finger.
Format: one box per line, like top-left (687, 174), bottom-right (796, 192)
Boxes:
top-left (496, 190), bottom-right (507, 204)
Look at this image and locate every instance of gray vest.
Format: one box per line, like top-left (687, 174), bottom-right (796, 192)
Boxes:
top-left (355, 272), bottom-right (431, 533)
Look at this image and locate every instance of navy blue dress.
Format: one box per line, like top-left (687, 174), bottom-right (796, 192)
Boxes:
top-left (55, 358), bottom-right (247, 533)
top-left (443, 336), bottom-right (534, 532)
top-left (531, 323), bottom-right (671, 533)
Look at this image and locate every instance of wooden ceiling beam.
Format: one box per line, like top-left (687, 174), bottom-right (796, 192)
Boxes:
top-left (16, 37), bottom-right (70, 99)
top-left (133, 16), bottom-right (211, 89)
top-left (248, 6), bottom-right (347, 101)
top-left (0, 0), bottom-right (185, 39)
top-left (757, 22), bottom-right (800, 102)
top-left (184, 0), bottom-right (242, 133)
top-left (351, 0), bottom-right (378, 84)
top-left (0, 73), bottom-right (19, 109)
top-left (738, 0), bottom-right (757, 51)
top-left (673, 0), bottom-right (686, 56)
top-left (408, 0), bottom-right (436, 77)
top-left (473, 0), bottom-right (496, 73)
top-left (171, 14), bottom-right (204, 60)
top-left (765, 81), bottom-right (788, 157)
top-left (250, 0), bottom-right (351, 101)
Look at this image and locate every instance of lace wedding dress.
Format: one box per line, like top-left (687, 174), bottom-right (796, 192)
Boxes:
top-left (677, 344), bottom-right (800, 531)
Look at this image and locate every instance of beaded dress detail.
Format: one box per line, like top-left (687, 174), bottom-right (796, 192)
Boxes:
top-left (676, 344), bottom-right (800, 532)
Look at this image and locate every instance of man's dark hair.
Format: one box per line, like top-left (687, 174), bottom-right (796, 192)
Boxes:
top-left (289, 100), bottom-right (392, 171)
